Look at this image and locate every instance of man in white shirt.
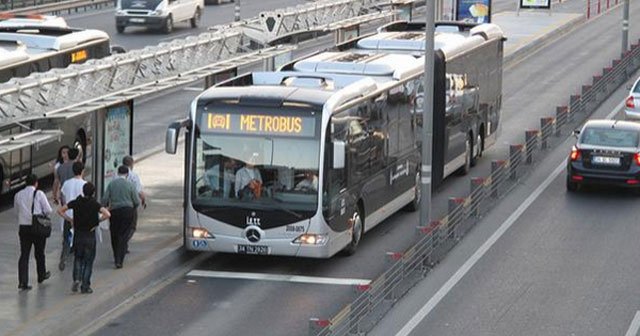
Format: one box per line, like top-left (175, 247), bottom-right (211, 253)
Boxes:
top-left (14, 174), bottom-right (52, 290)
top-left (59, 161), bottom-right (87, 271)
top-left (295, 170), bottom-right (319, 192)
top-left (235, 158), bottom-right (262, 200)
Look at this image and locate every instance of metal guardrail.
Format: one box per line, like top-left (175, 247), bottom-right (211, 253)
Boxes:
top-left (5, 0), bottom-right (113, 15)
top-left (308, 38), bottom-right (640, 336)
top-left (0, 0), bottom-right (421, 125)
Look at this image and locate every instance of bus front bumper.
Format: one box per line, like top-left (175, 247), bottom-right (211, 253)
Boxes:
top-left (186, 236), bottom-right (335, 259)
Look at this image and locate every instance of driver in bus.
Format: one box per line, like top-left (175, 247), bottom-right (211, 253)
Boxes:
top-left (235, 153), bottom-right (263, 200)
top-left (204, 157), bottom-right (236, 198)
top-left (294, 170), bottom-right (318, 192)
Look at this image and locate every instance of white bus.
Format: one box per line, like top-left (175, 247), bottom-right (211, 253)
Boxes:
top-left (0, 14), bottom-right (115, 83)
top-left (165, 21), bottom-right (504, 258)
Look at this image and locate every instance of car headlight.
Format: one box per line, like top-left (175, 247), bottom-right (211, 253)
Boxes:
top-left (293, 234), bottom-right (327, 245)
top-left (192, 228), bottom-right (214, 239)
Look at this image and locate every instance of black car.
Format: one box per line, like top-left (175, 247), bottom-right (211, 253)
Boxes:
top-left (567, 119), bottom-right (640, 192)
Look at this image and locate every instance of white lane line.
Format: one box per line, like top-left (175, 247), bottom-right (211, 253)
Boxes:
top-left (626, 311), bottom-right (640, 336)
top-left (397, 100), bottom-right (625, 336)
top-left (183, 87), bottom-right (203, 92)
top-left (187, 270), bottom-right (371, 286)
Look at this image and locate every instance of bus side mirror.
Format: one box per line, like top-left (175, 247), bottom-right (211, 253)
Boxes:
top-left (166, 123), bottom-right (181, 154)
top-left (333, 141), bottom-right (345, 169)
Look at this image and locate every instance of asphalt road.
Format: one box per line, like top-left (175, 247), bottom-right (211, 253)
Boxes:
top-left (82, 2), bottom-right (640, 336)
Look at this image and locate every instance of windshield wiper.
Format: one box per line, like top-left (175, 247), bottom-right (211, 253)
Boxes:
top-left (265, 198), bottom-right (303, 219)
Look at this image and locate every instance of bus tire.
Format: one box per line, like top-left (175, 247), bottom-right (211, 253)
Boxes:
top-left (457, 134), bottom-right (471, 176)
top-left (162, 15), bottom-right (173, 34)
top-left (343, 207), bottom-right (363, 256)
top-left (190, 8), bottom-right (201, 28)
top-left (471, 132), bottom-right (482, 167)
top-left (404, 171), bottom-right (421, 212)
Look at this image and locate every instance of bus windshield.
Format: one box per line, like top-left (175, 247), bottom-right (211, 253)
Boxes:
top-left (193, 108), bottom-right (321, 213)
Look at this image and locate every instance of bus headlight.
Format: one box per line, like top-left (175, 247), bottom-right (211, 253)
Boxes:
top-left (192, 228), bottom-right (214, 239)
top-left (293, 234), bottom-right (327, 245)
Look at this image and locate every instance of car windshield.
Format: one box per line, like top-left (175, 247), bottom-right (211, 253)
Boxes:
top-left (634, 81), bottom-right (640, 94)
top-left (580, 127), bottom-right (639, 147)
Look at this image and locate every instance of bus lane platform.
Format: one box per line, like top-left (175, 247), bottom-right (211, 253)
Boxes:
top-left (0, 10), bottom-right (583, 336)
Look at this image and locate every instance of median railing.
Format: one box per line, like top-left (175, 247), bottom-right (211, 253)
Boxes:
top-left (308, 38), bottom-right (640, 336)
top-left (3, 0), bottom-right (113, 14)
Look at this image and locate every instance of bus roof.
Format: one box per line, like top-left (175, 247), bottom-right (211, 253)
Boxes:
top-left (289, 51), bottom-right (423, 80)
top-left (0, 40), bottom-right (28, 67)
top-left (198, 84), bottom-right (334, 110)
top-left (0, 13), bottom-right (68, 28)
top-left (346, 21), bottom-right (504, 59)
top-left (0, 26), bottom-right (109, 52)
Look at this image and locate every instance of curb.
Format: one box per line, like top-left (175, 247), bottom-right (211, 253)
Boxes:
top-left (10, 235), bottom-right (194, 336)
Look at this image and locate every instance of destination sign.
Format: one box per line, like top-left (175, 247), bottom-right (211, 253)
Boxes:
top-left (201, 113), bottom-right (316, 138)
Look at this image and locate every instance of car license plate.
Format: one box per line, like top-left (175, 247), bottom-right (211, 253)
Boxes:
top-left (237, 245), bottom-right (269, 255)
top-left (130, 18), bottom-right (145, 23)
top-left (592, 156), bottom-right (621, 165)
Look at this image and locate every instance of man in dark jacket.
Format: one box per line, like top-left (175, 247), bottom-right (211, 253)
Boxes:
top-left (102, 166), bottom-right (139, 269)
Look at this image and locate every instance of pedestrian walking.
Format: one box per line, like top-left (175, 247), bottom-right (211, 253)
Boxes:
top-left (102, 166), bottom-right (140, 269)
top-left (15, 174), bottom-right (53, 291)
top-left (122, 155), bottom-right (146, 249)
top-left (58, 183), bottom-right (110, 294)
top-left (52, 145), bottom-right (70, 206)
top-left (56, 148), bottom-right (80, 270)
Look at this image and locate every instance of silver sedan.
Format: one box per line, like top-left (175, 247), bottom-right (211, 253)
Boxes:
top-left (624, 77), bottom-right (640, 120)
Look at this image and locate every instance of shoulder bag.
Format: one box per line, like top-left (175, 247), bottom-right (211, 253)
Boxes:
top-left (31, 190), bottom-right (52, 238)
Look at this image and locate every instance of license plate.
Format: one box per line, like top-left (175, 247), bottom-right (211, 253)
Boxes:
top-left (237, 245), bottom-right (269, 255)
top-left (592, 156), bottom-right (621, 165)
top-left (130, 18), bottom-right (145, 23)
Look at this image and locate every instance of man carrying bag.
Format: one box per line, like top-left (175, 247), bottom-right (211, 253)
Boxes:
top-left (14, 174), bottom-right (53, 291)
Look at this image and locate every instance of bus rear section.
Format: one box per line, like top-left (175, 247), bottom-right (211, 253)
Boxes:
top-left (167, 66), bottom-right (422, 258)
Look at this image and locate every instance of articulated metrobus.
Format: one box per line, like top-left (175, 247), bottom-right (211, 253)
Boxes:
top-left (165, 21), bottom-right (504, 257)
top-left (0, 14), bottom-right (115, 83)
top-left (317, 20), bottom-right (505, 187)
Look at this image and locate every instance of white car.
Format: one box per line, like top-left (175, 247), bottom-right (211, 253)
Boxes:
top-left (624, 76), bottom-right (640, 120)
top-left (0, 14), bottom-right (68, 28)
top-left (115, 0), bottom-right (204, 34)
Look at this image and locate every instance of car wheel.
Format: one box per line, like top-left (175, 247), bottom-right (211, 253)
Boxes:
top-left (190, 8), bottom-right (201, 28)
top-left (116, 25), bottom-right (125, 34)
top-left (343, 208), bottom-right (363, 256)
top-left (404, 171), bottom-right (421, 212)
top-left (566, 176), bottom-right (579, 192)
top-left (162, 15), bottom-right (173, 34)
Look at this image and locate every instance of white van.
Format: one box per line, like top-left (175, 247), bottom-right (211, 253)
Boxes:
top-left (115, 0), bottom-right (204, 34)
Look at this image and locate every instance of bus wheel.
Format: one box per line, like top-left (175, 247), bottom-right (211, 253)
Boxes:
top-left (471, 132), bottom-right (482, 167)
top-left (457, 135), bottom-right (471, 176)
top-left (343, 209), bottom-right (363, 256)
top-left (404, 171), bottom-right (421, 212)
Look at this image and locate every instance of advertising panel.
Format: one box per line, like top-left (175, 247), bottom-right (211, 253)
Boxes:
top-left (456, 0), bottom-right (492, 23)
top-left (102, 101), bottom-right (133, 193)
top-left (519, 0), bottom-right (551, 9)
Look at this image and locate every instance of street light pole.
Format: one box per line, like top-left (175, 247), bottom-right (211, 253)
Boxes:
top-left (622, 0), bottom-right (629, 55)
top-left (420, 0), bottom-right (435, 227)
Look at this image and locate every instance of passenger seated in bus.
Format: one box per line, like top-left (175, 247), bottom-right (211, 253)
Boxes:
top-left (295, 170), bottom-right (318, 192)
top-left (204, 157), bottom-right (236, 198)
top-left (235, 154), bottom-right (263, 200)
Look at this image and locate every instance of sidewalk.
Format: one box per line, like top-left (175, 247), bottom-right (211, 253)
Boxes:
top-left (0, 10), bottom-right (584, 336)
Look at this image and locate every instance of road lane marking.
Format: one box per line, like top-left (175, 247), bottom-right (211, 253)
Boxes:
top-left (396, 100), bottom-right (625, 336)
top-left (626, 311), bottom-right (640, 336)
top-left (183, 87), bottom-right (203, 92)
top-left (187, 270), bottom-right (371, 286)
